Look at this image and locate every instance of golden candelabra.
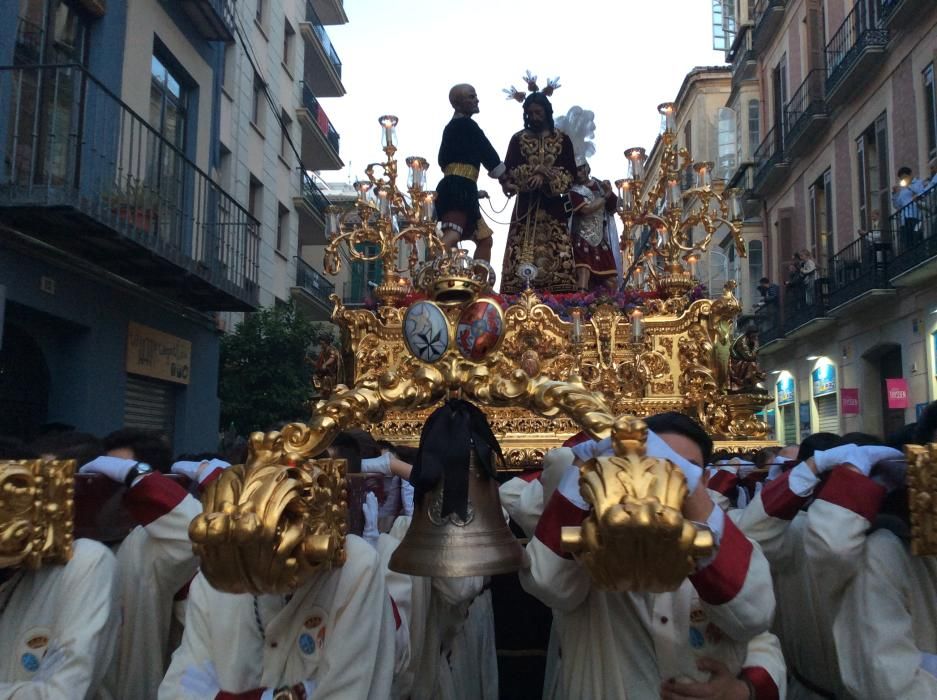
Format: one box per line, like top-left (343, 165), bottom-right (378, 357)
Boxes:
top-left (322, 115), bottom-right (446, 306)
top-left (616, 102), bottom-right (747, 298)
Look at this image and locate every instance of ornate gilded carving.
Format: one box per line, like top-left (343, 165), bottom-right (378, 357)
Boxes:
top-left (0, 459), bottom-right (74, 570)
top-left (198, 251), bottom-right (774, 594)
top-left (561, 417), bottom-right (714, 591)
top-left (906, 443), bottom-right (937, 557)
top-left (190, 458), bottom-right (348, 594)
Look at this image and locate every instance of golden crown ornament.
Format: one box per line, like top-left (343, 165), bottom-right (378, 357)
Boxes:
top-left (415, 249), bottom-right (496, 307)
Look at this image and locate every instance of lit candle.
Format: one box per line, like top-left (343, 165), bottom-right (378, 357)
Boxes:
top-left (631, 308), bottom-right (643, 342)
top-left (379, 114), bottom-right (398, 149)
top-left (378, 188), bottom-right (391, 219)
top-left (725, 187), bottom-right (744, 221)
top-left (571, 309), bottom-right (582, 343)
top-left (325, 205), bottom-right (341, 239)
top-left (625, 147), bottom-right (646, 181)
top-left (407, 156), bottom-right (428, 191)
top-left (355, 180), bottom-right (370, 205)
top-left (657, 102), bottom-right (676, 134)
top-left (666, 173), bottom-right (682, 210)
top-left (685, 249), bottom-right (701, 278)
top-left (618, 178), bottom-right (634, 209)
top-left (422, 192), bottom-right (435, 222)
top-left (694, 161), bottom-right (713, 189)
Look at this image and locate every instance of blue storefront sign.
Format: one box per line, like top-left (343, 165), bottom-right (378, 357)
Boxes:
top-left (776, 375), bottom-right (795, 405)
top-left (812, 363), bottom-right (837, 397)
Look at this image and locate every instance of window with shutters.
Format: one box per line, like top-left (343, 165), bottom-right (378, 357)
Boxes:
top-left (124, 375), bottom-right (176, 440)
top-left (815, 394), bottom-right (839, 434)
top-left (924, 64), bottom-right (936, 160)
top-left (780, 404), bottom-right (797, 444)
top-left (809, 169), bottom-right (834, 268)
top-left (856, 112), bottom-right (889, 232)
top-left (748, 100), bottom-right (760, 161)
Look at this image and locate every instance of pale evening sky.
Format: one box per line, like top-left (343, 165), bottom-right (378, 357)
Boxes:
top-left (320, 0), bottom-right (726, 276)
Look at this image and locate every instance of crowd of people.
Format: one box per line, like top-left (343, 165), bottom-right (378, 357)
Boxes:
top-left (1, 396), bottom-right (936, 698)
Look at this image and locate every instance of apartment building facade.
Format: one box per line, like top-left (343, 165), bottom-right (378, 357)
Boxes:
top-left (0, 0), bottom-right (346, 450)
top-left (717, 0), bottom-right (937, 442)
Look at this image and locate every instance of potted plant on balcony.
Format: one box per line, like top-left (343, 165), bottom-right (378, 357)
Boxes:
top-left (104, 180), bottom-right (160, 234)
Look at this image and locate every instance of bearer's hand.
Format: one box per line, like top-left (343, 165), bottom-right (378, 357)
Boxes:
top-left (79, 456), bottom-right (139, 484)
top-left (477, 190), bottom-right (489, 199)
top-left (502, 181), bottom-right (518, 197)
top-left (660, 659), bottom-right (751, 700)
top-left (362, 491), bottom-right (380, 546)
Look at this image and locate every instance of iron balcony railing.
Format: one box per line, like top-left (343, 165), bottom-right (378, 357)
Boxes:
top-left (300, 169), bottom-right (330, 218)
top-left (784, 69), bottom-right (827, 146)
top-left (305, 0), bottom-right (342, 79)
top-left (730, 27), bottom-right (756, 82)
top-left (888, 185), bottom-right (937, 278)
top-left (752, 0), bottom-right (786, 46)
top-left (826, 233), bottom-right (892, 309)
top-left (178, 0), bottom-right (235, 42)
top-left (295, 256), bottom-right (334, 305)
top-left (0, 63), bottom-right (260, 307)
top-left (755, 304), bottom-right (782, 345)
top-left (753, 125), bottom-right (784, 182)
top-left (300, 83), bottom-right (340, 154)
top-left (753, 0), bottom-right (785, 23)
top-left (825, 2), bottom-right (888, 90)
top-left (782, 269), bottom-right (828, 333)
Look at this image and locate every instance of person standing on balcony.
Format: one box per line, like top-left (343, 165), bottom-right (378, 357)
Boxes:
top-left (799, 249), bottom-right (817, 305)
top-left (436, 84), bottom-right (509, 263)
top-left (892, 166), bottom-right (926, 251)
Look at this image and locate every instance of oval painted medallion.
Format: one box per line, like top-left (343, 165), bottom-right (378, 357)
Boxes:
top-left (403, 300), bottom-right (449, 362)
top-left (456, 299), bottom-right (504, 361)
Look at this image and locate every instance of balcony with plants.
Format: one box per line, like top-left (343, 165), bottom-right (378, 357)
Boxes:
top-left (0, 63), bottom-right (259, 310)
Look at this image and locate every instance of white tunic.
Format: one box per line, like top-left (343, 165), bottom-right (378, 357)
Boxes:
top-left (159, 535), bottom-right (395, 699)
top-left (522, 466), bottom-right (775, 699)
top-left (833, 530), bottom-right (937, 699)
top-left (798, 467), bottom-right (937, 698)
top-left (732, 467), bottom-right (865, 699)
top-left (377, 516), bottom-right (497, 700)
top-left (0, 538), bottom-right (120, 699)
top-left (107, 473), bottom-right (203, 700)
top-left (499, 476), bottom-right (544, 538)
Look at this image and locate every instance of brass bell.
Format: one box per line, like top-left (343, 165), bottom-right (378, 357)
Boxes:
top-left (389, 448), bottom-right (524, 578)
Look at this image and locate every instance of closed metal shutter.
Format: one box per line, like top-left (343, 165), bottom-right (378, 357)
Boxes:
top-left (124, 375), bottom-right (176, 440)
top-left (816, 394), bottom-right (839, 434)
top-left (781, 404), bottom-right (796, 443)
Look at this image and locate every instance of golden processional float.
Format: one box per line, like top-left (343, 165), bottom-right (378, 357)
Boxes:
top-left (188, 106), bottom-right (781, 595)
top-left (0, 108), bottom-right (935, 598)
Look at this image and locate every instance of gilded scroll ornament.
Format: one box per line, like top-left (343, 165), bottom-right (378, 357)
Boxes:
top-left (906, 443), bottom-right (937, 556)
top-left (0, 459), bottom-right (74, 570)
top-left (561, 417), bottom-right (714, 591)
top-left (190, 458), bottom-right (348, 594)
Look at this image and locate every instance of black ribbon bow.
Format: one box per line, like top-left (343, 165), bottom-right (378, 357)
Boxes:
top-left (410, 399), bottom-right (502, 520)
